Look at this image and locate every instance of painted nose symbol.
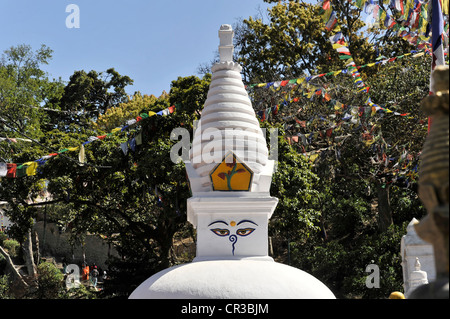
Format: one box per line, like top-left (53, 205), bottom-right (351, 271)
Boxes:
top-left (229, 234), bottom-right (237, 255)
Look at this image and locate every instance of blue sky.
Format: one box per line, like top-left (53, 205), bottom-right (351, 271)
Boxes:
top-left (0, 0), bottom-right (271, 96)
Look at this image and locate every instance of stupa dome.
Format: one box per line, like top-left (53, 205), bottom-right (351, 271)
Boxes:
top-left (129, 259), bottom-right (335, 299)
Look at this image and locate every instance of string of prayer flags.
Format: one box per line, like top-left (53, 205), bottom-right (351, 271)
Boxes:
top-left (329, 32), bottom-right (370, 93)
top-left (2, 162), bottom-right (40, 178)
top-left (287, 125), bottom-right (420, 182)
top-left (254, 75), bottom-right (413, 125)
top-left (325, 10), bottom-right (338, 31)
top-left (2, 104), bottom-right (177, 179)
top-left (247, 47), bottom-right (430, 97)
top-left (0, 137), bottom-right (33, 143)
top-left (321, 0), bottom-right (449, 50)
top-left (320, 0), bottom-right (339, 31)
top-left (365, 97), bottom-right (411, 117)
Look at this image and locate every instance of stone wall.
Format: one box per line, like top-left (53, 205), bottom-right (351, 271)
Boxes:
top-left (33, 221), bottom-right (119, 269)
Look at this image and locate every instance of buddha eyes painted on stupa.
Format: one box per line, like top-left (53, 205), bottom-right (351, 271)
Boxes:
top-left (236, 228), bottom-right (255, 236)
top-left (211, 228), bottom-right (230, 237)
top-left (208, 220), bottom-right (258, 255)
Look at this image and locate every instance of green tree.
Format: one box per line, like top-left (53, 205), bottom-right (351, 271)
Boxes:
top-left (234, 0), bottom-right (381, 84)
top-left (230, 0), bottom-right (433, 298)
top-left (94, 93), bottom-right (159, 132)
top-left (0, 44), bottom-right (63, 140)
top-left (269, 124), bottom-right (323, 247)
top-left (35, 261), bottom-right (65, 298)
top-left (0, 45), bottom-right (66, 284)
top-left (0, 274), bottom-right (12, 299)
top-left (22, 74), bottom-right (209, 297)
top-left (169, 74), bottom-right (211, 116)
top-left (48, 68), bottom-right (133, 131)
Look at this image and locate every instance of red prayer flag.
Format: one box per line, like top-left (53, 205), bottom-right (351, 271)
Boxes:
top-left (6, 163), bottom-right (17, 178)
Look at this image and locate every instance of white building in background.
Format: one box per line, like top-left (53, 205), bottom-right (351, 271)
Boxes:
top-left (0, 201), bottom-right (13, 231)
top-left (401, 218), bottom-right (435, 297)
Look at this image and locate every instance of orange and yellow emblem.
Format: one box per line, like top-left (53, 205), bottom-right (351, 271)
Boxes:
top-left (209, 152), bottom-right (253, 191)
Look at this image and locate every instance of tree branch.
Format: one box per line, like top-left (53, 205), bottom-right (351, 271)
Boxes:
top-left (0, 245), bottom-right (29, 289)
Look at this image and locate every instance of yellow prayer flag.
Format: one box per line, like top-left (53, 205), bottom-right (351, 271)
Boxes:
top-left (79, 144), bottom-right (85, 165)
top-left (404, 0), bottom-right (412, 19)
top-left (309, 153), bottom-right (319, 163)
top-left (443, 0), bottom-right (449, 15)
top-left (364, 139), bottom-right (376, 146)
top-left (68, 146), bottom-right (79, 152)
top-left (111, 127), bottom-right (121, 133)
top-left (332, 43), bottom-right (345, 49)
top-left (25, 162), bottom-right (38, 176)
top-left (379, 10), bottom-right (387, 23)
top-left (148, 111), bottom-right (157, 117)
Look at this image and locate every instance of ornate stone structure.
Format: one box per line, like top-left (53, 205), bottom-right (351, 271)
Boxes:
top-left (129, 25), bottom-right (335, 299)
top-left (401, 218), bottom-right (435, 296)
top-left (409, 65), bottom-right (449, 299)
top-left (407, 258), bottom-right (429, 297)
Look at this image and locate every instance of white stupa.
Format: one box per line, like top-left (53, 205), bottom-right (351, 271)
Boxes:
top-left (401, 218), bottom-right (435, 297)
top-left (129, 24), bottom-right (335, 299)
top-left (406, 257), bottom-right (429, 298)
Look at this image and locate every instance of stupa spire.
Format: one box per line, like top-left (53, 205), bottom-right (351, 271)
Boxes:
top-left (186, 24), bottom-right (272, 197)
top-left (218, 24), bottom-right (234, 62)
top-left (185, 24), bottom-right (277, 260)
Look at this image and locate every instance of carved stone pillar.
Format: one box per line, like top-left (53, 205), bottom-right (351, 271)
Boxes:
top-left (410, 65), bottom-right (449, 299)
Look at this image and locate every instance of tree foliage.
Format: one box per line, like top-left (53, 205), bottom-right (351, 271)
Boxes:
top-left (0, 44), bottom-right (60, 139)
top-left (0, 0), bottom-right (442, 299)
top-left (48, 68), bottom-right (133, 131)
top-left (231, 0), bottom-right (433, 298)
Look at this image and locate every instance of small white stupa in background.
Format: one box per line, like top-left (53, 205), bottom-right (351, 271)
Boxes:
top-left (406, 257), bottom-right (429, 298)
top-left (401, 218), bottom-right (435, 297)
top-left (129, 24), bottom-right (335, 299)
